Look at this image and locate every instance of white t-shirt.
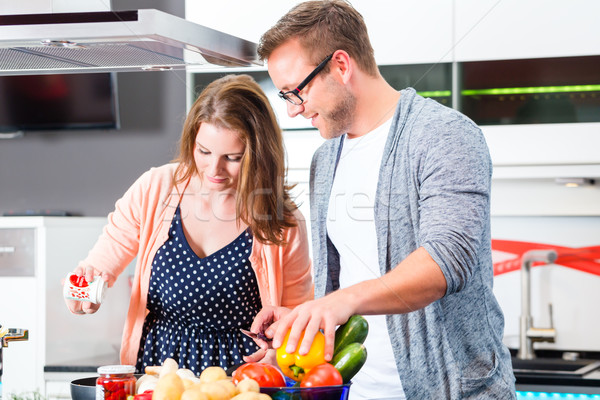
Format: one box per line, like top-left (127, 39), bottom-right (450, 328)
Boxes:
top-left (326, 118), bottom-right (406, 400)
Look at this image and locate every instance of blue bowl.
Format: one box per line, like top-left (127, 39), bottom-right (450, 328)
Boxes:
top-left (260, 383), bottom-right (351, 400)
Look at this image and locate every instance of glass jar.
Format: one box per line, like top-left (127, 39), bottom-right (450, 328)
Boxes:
top-left (96, 365), bottom-right (136, 400)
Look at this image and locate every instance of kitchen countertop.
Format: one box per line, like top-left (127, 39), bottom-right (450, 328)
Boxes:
top-left (45, 353), bottom-right (121, 373)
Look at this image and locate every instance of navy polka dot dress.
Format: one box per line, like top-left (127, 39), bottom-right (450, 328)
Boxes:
top-left (136, 206), bottom-right (261, 374)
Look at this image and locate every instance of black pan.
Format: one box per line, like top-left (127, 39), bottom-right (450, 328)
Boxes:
top-left (70, 377), bottom-right (97, 400)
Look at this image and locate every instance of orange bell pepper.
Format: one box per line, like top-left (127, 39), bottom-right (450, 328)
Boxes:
top-left (276, 329), bottom-right (327, 381)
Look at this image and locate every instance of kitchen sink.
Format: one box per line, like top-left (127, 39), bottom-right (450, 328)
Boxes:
top-left (512, 357), bottom-right (600, 376)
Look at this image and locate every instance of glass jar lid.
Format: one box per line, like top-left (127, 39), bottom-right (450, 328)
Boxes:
top-left (97, 365), bottom-right (136, 375)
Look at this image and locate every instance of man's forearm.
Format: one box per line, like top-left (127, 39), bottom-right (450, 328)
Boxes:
top-left (340, 247), bottom-right (447, 315)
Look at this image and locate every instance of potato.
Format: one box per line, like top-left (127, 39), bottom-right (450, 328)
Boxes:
top-left (182, 377), bottom-right (201, 390)
top-left (199, 366), bottom-right (227, 383)
top-left (186, 383), bottom-right (204, 392)
top-left (160, 358), bottom-right (179, 378)
top-left (231, 393), bottom-right (260, 400)
top-left (153, 372), bottom-right (184, 400)
top-left (180, 387), bottom-right (209, 400)
top-left (235, 379), bottom-right (259, 393)
top-left (197, 382), bottom-right (230, 400)
top-left (215, 379), bottom-right (237, 397)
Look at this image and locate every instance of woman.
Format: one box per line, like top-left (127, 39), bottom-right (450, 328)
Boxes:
top-left (64, 75), bottom-right (313, 374)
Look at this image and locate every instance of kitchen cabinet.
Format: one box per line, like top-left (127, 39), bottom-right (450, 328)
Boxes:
top-left (184, 1), bottom-right (299, 43)
top-left (186, 1), bottom-right (600, 64)
top-left (353, 0), bottom-right (454, 65)
top-left (0, 217), bottom-right (132, 398)
top-left (454, 0), bottom-right (600, 62)
top-left (185, 0), bottom-right (453, 65)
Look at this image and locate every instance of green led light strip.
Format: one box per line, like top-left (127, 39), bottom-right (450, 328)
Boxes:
top-left (416, 90), bottom-right (452, 97)
top-left (462, 84), bottom-right (600, 96)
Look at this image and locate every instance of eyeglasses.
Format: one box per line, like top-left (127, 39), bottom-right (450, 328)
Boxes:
top-left (278, 53), bottom-right (334, 106)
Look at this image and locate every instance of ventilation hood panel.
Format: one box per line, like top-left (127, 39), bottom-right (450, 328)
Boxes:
top-left (0, 9), bottom-right (261, 75)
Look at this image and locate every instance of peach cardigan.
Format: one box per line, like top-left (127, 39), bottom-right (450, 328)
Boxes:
top-left (78, 163), bottom-right (314, 365)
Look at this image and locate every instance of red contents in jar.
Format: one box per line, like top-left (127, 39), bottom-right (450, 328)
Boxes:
top-left (96, 370), bottom-right (136, 400)
top-left (69, 274), bottom-right (89, 288)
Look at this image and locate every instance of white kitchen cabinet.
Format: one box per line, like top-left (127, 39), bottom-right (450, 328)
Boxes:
top-left (490, 177), bottom-right (600, 216)
top-left (187, 0), bottom-right (600, 64)
top-left (185, 0), bottom-right (453, 65)
top-left (185, 1), bottom-right (301, 44)
top-left (454, 0), bottom-right (600, 62)
top-left (353, 0), bottom-right (454, 65)
top-left (484, 123), bottom-right (600, 166)
top-left (186, 0), bottom-right (600, 65)
top-left (0, 217), bottom-right (132, 398)
top-left (485, 124), bottom-right (600, 217)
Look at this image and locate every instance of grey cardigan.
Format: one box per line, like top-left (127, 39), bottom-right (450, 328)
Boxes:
top-left (309, 88), bottom-right (516, 399)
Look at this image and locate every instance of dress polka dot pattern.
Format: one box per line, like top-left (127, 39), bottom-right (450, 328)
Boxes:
top-left (136, 206), bottom-right (261, 374)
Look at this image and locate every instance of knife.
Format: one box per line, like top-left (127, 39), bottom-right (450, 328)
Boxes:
top-left (240, 328), bottom-right (272, 342)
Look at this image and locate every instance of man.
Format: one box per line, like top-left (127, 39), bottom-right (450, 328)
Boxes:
top-left (248, 1), bottom-right (516, 398)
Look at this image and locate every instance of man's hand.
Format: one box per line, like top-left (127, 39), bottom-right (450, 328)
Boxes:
top-left (271, 291), bottom-right (355, 362)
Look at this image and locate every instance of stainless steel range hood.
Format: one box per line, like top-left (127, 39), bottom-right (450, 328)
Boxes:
top-left (0, 9), bottom-right (261, 75)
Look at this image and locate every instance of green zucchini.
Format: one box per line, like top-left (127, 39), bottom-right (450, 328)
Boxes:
top-left (330, 342), bottom-right (368, 383)
top-left (333, 314), bottom-right (369, 356)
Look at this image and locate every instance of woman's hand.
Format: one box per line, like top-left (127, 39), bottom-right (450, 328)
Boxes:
top-left (242, 306), bottom-right (292, 362)
top-left (250, 305), bottom-right (292, 339)
top-left (243, 348), bottom-right (277, 365)
top-left (63, 266), bottom-right (109, 315)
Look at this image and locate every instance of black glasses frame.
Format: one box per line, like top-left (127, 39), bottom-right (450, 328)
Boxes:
top-left (278, 53), bottom-right (334, 105)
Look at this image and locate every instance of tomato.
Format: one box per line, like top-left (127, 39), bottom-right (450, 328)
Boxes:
top-left (299, 363), bottom-right (343, 388)
top-left (232, 362), bottom-right (286, 387)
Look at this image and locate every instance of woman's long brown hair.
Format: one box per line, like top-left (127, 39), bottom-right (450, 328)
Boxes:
top-left (173, 74), bottom-right (297, 245)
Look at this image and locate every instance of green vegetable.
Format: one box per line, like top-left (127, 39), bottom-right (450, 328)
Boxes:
top-left (330, 342), bottom-right (368, 383)
top-left (333, 315), bottom-right (369, 357)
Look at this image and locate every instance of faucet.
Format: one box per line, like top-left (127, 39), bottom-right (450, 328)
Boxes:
top-left (517, 249), bottom-right (558, 360)
top-left (0, 325), bottom-right (29, 395)
top-left (1, 327), bottom-right (29, 348)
